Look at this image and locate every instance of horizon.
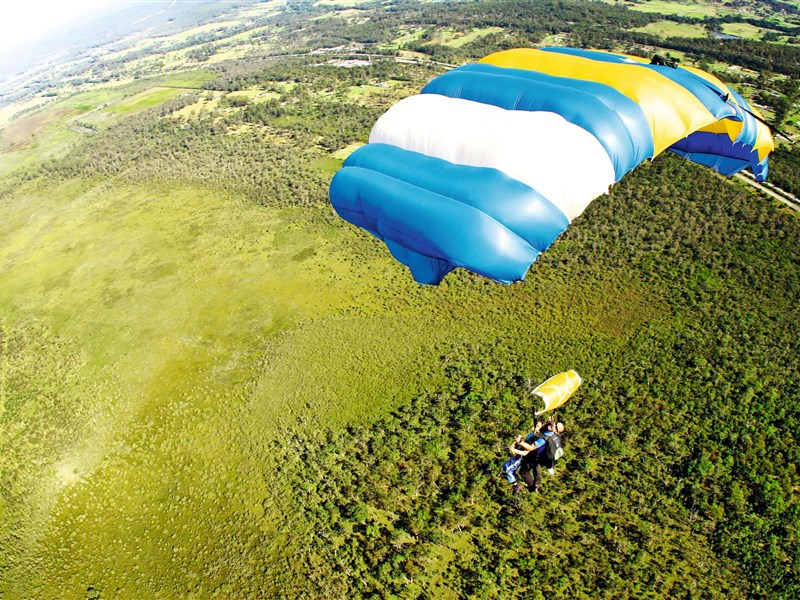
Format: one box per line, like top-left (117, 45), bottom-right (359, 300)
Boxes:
top-left (0, 0), bottom-right (115, 51)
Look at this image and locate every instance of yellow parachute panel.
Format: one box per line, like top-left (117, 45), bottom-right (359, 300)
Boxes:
top-left (532, 370), bottom-right (582, 416)
top-left (481, 48), bottom-right (720, 155)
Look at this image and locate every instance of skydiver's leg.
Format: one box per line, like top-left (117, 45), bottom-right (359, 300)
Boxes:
top-left (520, 462), bottom-right (540, 492)
top-left (502, 455), bottom-right (522, 483)
top-left (531, 462), bottom-right (541, 491)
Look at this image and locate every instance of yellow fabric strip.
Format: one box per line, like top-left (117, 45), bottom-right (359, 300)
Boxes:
top-left (481, 49), bottom-right (720, 155)
top-left (567, 55), bottom-right (772, 160)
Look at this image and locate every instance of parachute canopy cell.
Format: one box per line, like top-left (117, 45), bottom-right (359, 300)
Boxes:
top-left (329, 47), bottom-right (774, 285)
top-left (532, 370), bottom-right (582, 416)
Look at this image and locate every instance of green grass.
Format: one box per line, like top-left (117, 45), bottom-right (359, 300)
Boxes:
top-left (0, 176), bottom-right (387, 596)
top-left (720, 22), bottom-right (781, 40)
top-left (632, 20), bottom-right (708, 38)
top-left (331, 143), bottom-right (362, 160)
top-left (105, 87), bottom-right (195, 115)
top-left (0, 112), bottom-right (81, 175)
top-left (437, 27), bottom-right (504, 48)
top-left (616, 0), bottom-right (736, 18)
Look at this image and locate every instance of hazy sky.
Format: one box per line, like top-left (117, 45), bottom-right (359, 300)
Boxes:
top-left (0, 1), bottom-right (117, 50)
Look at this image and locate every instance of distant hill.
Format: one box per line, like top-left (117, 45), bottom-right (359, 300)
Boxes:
top-left (0, 0), bottom-right (252, 100)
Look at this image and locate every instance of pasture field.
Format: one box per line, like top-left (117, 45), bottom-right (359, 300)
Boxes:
top-left (633, 21), bottom-right (707, 38)
top-left (104, 87), bottom-right (198, 115)
top-left (618, 0), bottom-right (741, 19)
top-left (719, 22), bottom-right (782, 41)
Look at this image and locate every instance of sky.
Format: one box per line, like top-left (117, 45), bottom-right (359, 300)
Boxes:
top-left (0, 1), bottom-right (117, 50)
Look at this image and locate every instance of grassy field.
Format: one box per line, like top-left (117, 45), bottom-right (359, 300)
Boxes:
top-left (0, 176), bottom-right (390, 596)
top-left (617, 0), bottom-right (738, 18)
top-left (436, 27), bottom-right (504, 48)
top-left (104, 87), bottom-right (198, 115)
top-left (719, 22), bottom-right (781, 41)
top-left (633, 20), bottom-right (708, 38)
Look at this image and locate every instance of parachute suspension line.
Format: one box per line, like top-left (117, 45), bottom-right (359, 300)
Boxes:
top-left (736, 103), bottom-right (793, 143)
top-left (698, 189), bottom-right (747, 238)
top-left (655, 54), bottom-right (791, 143)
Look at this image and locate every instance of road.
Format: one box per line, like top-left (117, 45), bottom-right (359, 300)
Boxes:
top-left (735, 171), bottom-right (800, 213)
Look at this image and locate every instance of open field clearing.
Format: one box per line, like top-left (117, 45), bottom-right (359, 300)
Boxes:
top-left (0, 177), bottom-right (383, 596)
top-left (105, 87), bottom-right (198, 115)
top-left (0, 113), bottom-right (80, 175)
top-left (0, 109), bottom-right (77, 151)
top-left (436, 27), bottom-right (504, 48)
top-left (633, 21), bottom-right (707, 38)
top-left (617, 0), bottom-right (739, 18)
top-left (0, 97), bottom-right (52, 129)
top-left (719, 22), bottom-right (782, 41)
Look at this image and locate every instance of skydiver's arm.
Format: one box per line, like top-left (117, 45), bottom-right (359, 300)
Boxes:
top-left (518, 438), bottom-right (546, 452)
top-left (517, 440), bottom-right (536, 451)
top-left (510, 436), bottom-right (531, 456)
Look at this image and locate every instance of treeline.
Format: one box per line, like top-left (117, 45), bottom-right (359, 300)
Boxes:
top-left (40, 108), bottom-right (328, 208)
top-left (770, 146), bottom-right (800, 197)
top-left (619, 32), bottom-right (800, 78)
top-left (208, 57), bottom-right (438, 93)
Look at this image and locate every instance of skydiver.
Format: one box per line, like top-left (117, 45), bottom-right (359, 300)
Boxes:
top-left (510, 420), bottom-right (564, 494)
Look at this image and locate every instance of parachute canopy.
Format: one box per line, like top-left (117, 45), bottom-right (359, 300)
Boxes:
top-left (329, 47), bottom-right (774, 285)
top-left (532, 370), bottom-right (582, 416)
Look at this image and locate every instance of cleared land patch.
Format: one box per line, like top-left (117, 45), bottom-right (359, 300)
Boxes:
top-left (633, 21), bottom-right (708, 38)
top-left (720, 22), bottom-right (782, 40)
top-left (438, 27), bottom-right (504, 48)
top-left (0, 177), bottom-right (385, 596)
top-left (0, 109), bottom-right (77, 151)
top-left (618, 0), bottom-right (736, 18)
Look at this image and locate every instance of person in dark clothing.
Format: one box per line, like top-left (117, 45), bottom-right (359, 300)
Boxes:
top-left (512, 420), bottom-right (564, 493)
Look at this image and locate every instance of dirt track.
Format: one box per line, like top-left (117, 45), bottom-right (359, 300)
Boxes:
top-left (735, 172), bottom-right (800, 213)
